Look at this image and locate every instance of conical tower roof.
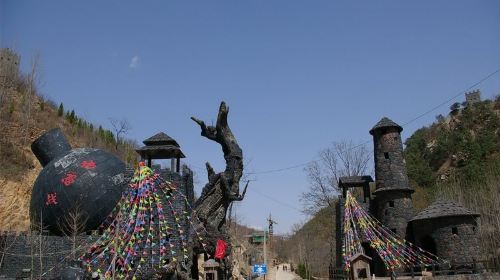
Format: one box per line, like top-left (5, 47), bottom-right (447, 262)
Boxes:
top-left (369, 117), bottom-right (403, 135)
top-left (411, 199), bottom-right (479, 222)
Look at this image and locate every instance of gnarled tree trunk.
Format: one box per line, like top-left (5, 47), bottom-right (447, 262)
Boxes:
top-left (189, 102), bottom-right (248, 278)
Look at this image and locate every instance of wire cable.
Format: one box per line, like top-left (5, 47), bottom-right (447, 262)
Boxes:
top-left (245, 67), bottom-right (500, 175)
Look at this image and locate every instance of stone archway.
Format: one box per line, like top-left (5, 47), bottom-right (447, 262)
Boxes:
top-left (420, 235), bottom-right (437, 256)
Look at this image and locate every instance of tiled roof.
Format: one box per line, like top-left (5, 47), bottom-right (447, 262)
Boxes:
top-left (135, 145), bottom-right (185, 159)
top-left (411, 199), bottom-right (479, 221)
top-left (137, 132), bottom-right (185, 159)
top-left (143, 132), bottom-right (180, 146)
top-left (373, 186), bottom-right (413, 193)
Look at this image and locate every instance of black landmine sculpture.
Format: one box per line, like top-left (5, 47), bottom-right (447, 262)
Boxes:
top-left (30, 128), bottom-right (127, 235)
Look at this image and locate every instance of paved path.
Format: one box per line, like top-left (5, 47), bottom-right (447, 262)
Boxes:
top-left (266, 264), bottom-right (299, 280)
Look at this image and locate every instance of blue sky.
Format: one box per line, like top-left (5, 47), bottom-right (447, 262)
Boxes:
top-left (2, 1), bottom-right (500, 234)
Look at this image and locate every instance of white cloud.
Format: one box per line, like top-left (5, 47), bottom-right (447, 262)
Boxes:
top-left (129, 56), bottom-right (140, 68)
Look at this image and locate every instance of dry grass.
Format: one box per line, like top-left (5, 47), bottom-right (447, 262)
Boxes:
top-left (434, 163), bottom-right (500, 258)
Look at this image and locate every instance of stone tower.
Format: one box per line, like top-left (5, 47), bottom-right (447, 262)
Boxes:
top-left (370, 117), bottom-right (414, 238)
top-left (465, 90), bottom-right (481, 107)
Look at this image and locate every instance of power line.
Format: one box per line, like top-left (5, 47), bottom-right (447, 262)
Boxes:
top-left (401, 67), bottom-right (500, 127)
top-left (251, 187), bottom-right (304, 213)
top-left (246, 162), bottom-right (311, 175)
top-left (245, 67), bottom-right (500, 176)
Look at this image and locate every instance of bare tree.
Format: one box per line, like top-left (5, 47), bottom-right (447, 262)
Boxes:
top-left (23, 54), bottom-right (42, 145)
top-left (300, 140), bottom-right (370, 274)
top-left (301, 140), bottom-right (370, 214)
top-left (32, 209), bottom-right (51, 280)
top-left (28, 209), bottom-right (46, 280)
top-left (0, 234), bottom-right (18, 274)
top-left (109, 118), bottom-right (131, 150)
top-left (0, 69), bottom-right (6, 110)
top-left (59, 205), bottom-right (88, 259)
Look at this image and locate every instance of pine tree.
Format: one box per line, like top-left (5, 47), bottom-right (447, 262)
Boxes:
top-left (69, 110), bottom-right (76, 124)
top-left (58, 103), bottom-right (64, 117)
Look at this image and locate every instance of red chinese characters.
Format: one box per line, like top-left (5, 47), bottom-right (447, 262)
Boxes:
top-left (61, 171), bottom-right (77, 186)
top-left (45, 193), bottom-right (58, 206)
top-left (80, 160), bottom-right (96, 169)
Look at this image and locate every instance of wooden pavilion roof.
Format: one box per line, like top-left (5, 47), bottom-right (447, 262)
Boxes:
top-left (136, 132), bottom-right (185, 159)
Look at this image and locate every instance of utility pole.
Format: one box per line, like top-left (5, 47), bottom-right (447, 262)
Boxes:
top-left (263, 228), bottom-right (267, 266)
top-left (267, 214), bottom-right (277, 250)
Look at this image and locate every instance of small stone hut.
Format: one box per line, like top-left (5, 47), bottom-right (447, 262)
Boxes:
top-left (409, 199), bottom-right (481, 266)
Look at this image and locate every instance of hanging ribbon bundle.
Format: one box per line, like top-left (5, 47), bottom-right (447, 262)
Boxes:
top-left (342, 191), bottom-right (441, 272)
top-left (79, 164), bottom-right (208, 279)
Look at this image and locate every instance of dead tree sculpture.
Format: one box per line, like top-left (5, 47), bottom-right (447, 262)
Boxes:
top-left (190, 101), bottom-right (248, 276)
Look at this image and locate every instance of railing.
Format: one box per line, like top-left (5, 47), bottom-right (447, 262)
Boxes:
top-left (395, 258), bottom-right (500, 278)
top-left (330, 257), bottom-right (499, 280)
top-left (331, 269), bottom-right (348, 280)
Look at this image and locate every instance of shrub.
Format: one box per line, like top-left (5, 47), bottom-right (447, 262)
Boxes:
top-left (8, 101), bottom-right (15, 115)
top-left (296, 263), bottom-right (307, 279)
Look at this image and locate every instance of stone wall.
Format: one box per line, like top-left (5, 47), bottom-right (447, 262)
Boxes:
top-left (158, 165), bottom-right (195, 259)
top-left (0, 232), bottom-right (88, 279)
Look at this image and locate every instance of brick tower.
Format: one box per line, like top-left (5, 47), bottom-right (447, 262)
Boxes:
top-left (370, 117), bottom-right (414, 238)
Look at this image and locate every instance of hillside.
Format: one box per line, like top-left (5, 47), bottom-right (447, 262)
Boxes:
top-left (275, 205), bottom-right (335, 278)
top-left (0, 59), bottom-right (138, 232)
top-left (405, 97), bottom-right (500, 190)
top-left (405, 96), bottom-right (500, 256)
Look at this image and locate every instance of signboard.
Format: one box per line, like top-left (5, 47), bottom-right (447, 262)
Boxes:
top-left (253, 264), bottom-right (267, 275)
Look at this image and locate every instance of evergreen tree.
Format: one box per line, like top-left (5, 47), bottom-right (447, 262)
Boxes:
top-left (58, 103), bottom-right (64, 117)
top-left (69, 110), bottom-right (76, 124)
